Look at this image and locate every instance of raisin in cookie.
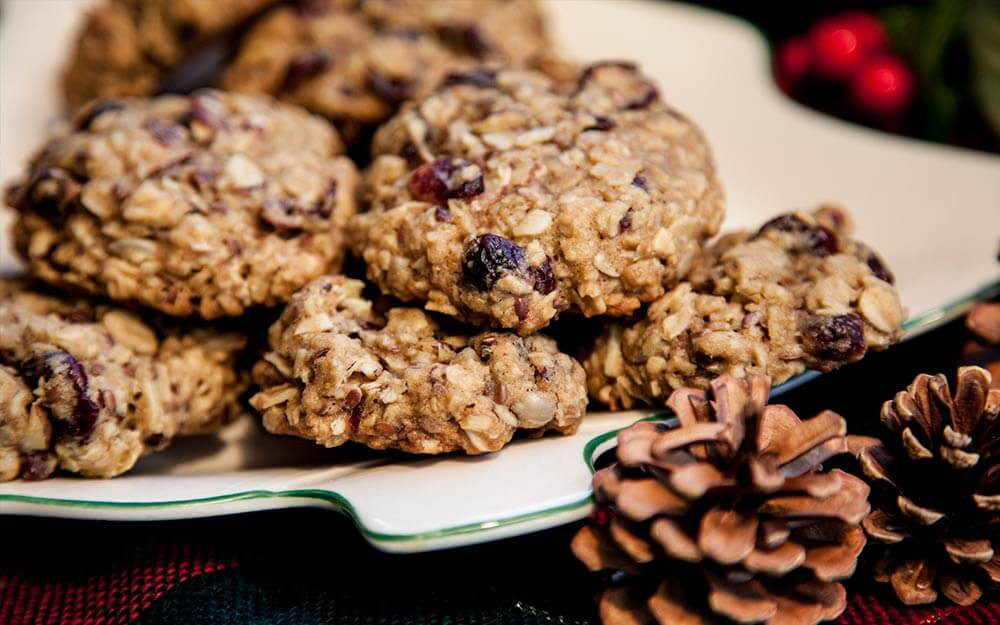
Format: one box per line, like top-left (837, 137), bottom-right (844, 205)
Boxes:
top-left (0, 280), bottom-right (247, 480)
top-left (350, 63), bottom-right (725, 335)
top-left (8, 90), bottom-right (359, 319)
top-left (586, 206), bottom-right (905, 409)
top-left (221, 0), bottom-right (550, 141)
top-left (250, 276), bottom-right (586, 455)
top-left (63, 0), bottom-right (277, 110)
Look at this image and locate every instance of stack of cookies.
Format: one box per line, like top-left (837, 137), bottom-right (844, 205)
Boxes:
top-left (0, 0), bottom-right (905, 481)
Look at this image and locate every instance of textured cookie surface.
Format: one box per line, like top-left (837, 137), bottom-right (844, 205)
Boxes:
top-left (221, 0), bottom-right (550, 140)
top-left (63, 0), bottom-right (277, 109)
top-left (586, 206), bottom-right (906, 409)
top-left (0, 280), bottom-right (247, 480)
top-left (9, 90), bottom-right (359, 319)
top-left (250, 276), bottom-right (587, 455)
top-left (351, 63), bottom-right (725, 335)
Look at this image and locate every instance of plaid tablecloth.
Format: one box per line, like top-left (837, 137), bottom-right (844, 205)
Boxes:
top-left (3, 317), bottom-right (998, 625)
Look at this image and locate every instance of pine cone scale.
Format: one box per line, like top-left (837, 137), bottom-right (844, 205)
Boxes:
top-left (745, 541), bottom-right (806, 575)
top-left (802, 526), bottom-right (866, 581)
top-left (650, 517), bottom-right (702, 562)
top-left (617, 477), bottom-right (689, 521)
top-left (706, 577), bottom-right (777, 624)
top-left (698, 508), bottom-right (758, 564)
top-left (944, 537), bottom-right (993, 564)
top-left (940, 569), bottom-right (983, 606)
top-left (759, 408), bottom-right (845, 466)
top-left (758, 469), bottom-right (870, 524)
top-left (968, 302), bottom-right (1000, 345)
top-left (950, 366), bottom-right (991, 436)
top-left (890, 558), bottom-right (938, 605)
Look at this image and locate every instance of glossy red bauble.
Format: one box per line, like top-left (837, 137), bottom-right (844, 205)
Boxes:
top-left (775, 36), bottom-right (813, 92)
top-left (850, 55), bottom-right (915, 116)
top-left (809, 12), bottom-right (887, 80)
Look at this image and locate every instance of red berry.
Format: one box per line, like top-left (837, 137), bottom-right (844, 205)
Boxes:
top-left (839, 11), bottom-right (888, 52)
top-left (810, 12), bottom-right (887, 80)
top-left (850, 55), bottom-right (915, 117)
top-left (775, 36), bottom-right (813, 92)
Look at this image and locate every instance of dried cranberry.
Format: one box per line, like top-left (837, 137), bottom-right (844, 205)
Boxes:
top-left (442, 68), bottom-right (498, 89)
top-left (584, 116), bottom-right (615, 132)
top-left (437, 24), bottom-right (492, 57)
top-left (260, 198), bottom-right (306, 233)
top-left (865, 251), bottom-right (894, 284)
top-left (282, 51), bottom-right (332, 90)
top-left (527, 258), bottom-right (556, 294)
top-left (631, 174), bottom-right (647, 190)
top-left (348, 400), bottom-right (364, 433)
top-left (343, 388), bottom-right (363, 411)
top-left (14, 167), bottom-right (82, 223)
top-left (434, 206), bottom-right (452, 222)
top-left (576, 61), bottom-right (660, 110)
top-left (144, 433), bottom-right (168, 450)
top-left (75, 100), bottom-right (125, 130)
top-left (367, 72), bottom-right (413, 102)
top-left (20, 452), bottom-right (55, 481)
top-left (190, 168), bottom-right (218, 191)
top-left (400, 142), bottom-right (420, 165)
top-left (755, 214), bottom-right (839, 256)
top-left (619, 212), bottom-right (633, 232)
top-left (142, 118), bottom-right (182, 145)
top-left (803, 314), bottom-right (866, 363)
top-left (514, 297), bottom-right (530, 321)
top-left (576, 61), bottom-right (639, 92)
top-left (293, 0), bottom-right (328, 17)
top-left (462, 234), bottom-right (525, 291)
top-left (311, 180), bottom-right (339, 219)
top-left (623, 88), bottom-right (659, 110)
top-left (25, 351), bottom-right (99, 441)
top-left (409, 157), bottom-right (484, 204)
top-left (184, 92), bottom-right (227, 135)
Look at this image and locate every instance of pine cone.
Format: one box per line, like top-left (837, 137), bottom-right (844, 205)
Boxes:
top-left (849, 366), bottom-right (1000, 606)
top-left (572, 374), bottom-right (870, 625)
top-left (968, 302), bottom-right (1000, 346)
top-left (966, 302), bottom-right (1000, 386)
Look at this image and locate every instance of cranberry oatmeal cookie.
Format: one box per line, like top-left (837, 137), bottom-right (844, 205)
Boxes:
top-left (250, 276), bottom-right (586, 455)
top-left (221, 0), bottom-right (550, 140)
top-left (8, 90), bottom-right (359, 319)
top-left (586, 206), bottom-right (905, 409)
top-left (351, 63), bottom-right (725, 335)
top-left (0, 280), bottom-right (247, 481)
top-left (63, 0), bottom-right (278, 109)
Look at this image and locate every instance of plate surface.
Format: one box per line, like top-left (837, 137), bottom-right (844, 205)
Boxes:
top-left (1, 0), bottom-right (998, 552)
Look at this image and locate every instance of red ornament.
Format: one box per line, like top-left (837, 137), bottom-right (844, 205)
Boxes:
top-left (839, 11), bottom-right (888, 53)
top-left (850, 54), bottom-right (915, 117)
top-left (809, 12), bottom-right (887, 80)
top-left (775, 36), bottom-right (813, 92)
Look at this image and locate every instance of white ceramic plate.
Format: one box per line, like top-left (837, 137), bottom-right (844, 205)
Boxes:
top-left (1, 0), bottom-right (998, 553)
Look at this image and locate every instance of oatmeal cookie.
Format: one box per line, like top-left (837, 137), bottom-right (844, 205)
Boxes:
top-left (8, 90), bottom-right (359, 319)
top-left (63, 0), bottom-right (277, 109)
top-left (350, 63), bottom-right (725, 335)
top-left (0, 280), bottom-right (247, 480)
top-left (221, 0), bottom-right (550, 141)
top-left (250, 275), bottom-right (586, 455)
top-left (586, 206), bottom-right (906, 409)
